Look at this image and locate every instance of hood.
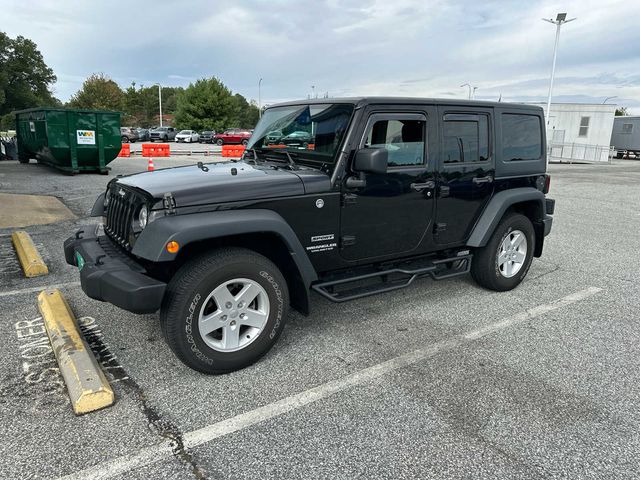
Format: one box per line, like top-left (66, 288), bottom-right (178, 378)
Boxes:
top-left (116, 161), bottom-right (329, 208)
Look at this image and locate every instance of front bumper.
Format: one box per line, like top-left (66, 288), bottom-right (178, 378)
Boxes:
top-left (64, 226), bottom-right (166, 314)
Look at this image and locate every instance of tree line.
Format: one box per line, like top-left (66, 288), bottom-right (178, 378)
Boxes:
top-left (0, 32), bottom-right (259, 131)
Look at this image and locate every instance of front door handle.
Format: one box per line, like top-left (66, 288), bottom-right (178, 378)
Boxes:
top-left (472, 175), bottom-right (493, 184)
top-left (410, 181), bottom-right (435, 192)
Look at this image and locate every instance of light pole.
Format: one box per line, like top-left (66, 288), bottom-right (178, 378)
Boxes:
top-left (258, 78), bottom-right (263, 118)
top-left (460, 83), bottom-right (476, 100)
top-left (542, 13), bottom-right (576, 125)
top-left (602, 96), bottom-right (617, 104)
top-left (311, 85), bottom-right (315, 99)
top-left (154, 83), bottom-right (163, 127)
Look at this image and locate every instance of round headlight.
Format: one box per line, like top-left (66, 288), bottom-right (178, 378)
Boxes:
top-left (139, 205), bottom-right (148, 229)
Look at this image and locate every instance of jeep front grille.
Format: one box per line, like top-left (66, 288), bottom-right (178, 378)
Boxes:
top-left (104, 185), bottom-right (140, 250)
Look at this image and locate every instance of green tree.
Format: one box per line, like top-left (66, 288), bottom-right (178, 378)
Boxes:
top-left (174, 78), bottom-right (237, 131)
top-left (232, 94), bottom-right (260, 129)
top-left (615, 107), bottom-right (628, 116)
top-left (174, 77), bottom-right (258, 131)
top-left (0, 32), bottom-right (59, 129)
top-left (67, 73), bottom-right (124, 111)
top-left (121, 83), bottom-right (183, 127)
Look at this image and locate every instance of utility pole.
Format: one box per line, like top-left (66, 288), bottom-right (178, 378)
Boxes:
top-left (542, 13), bottom-right (576, 125)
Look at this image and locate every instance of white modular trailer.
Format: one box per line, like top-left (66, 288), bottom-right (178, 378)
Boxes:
top-left (531, 103), bottom-right (616, 163)
top-left (610, 116), bottom-right (640, 158)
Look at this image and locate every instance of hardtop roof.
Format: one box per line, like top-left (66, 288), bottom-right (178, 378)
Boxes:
top-left (268, 96), bottom-right (544, 112)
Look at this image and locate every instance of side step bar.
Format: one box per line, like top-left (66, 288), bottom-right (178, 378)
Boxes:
top-left (312, 253), bottom-right (472, 303)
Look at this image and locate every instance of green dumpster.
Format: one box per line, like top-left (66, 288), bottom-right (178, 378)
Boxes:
top-left (15, 107), bottom-right (121, 174)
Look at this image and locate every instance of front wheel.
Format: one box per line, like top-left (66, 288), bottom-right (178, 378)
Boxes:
top-left (160, 248), bottom-right (289, 374)
top-left (216, 139), bottom-right (224, 146)
top-left (241, 139), bottom-right (249, 146)
top-left (471, 213), bottom-right (534, 291)
top-left (121, 136), bottom-right (129, 143)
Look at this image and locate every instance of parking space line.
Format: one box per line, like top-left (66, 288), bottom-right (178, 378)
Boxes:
top-left (56, 286), bottom-right (602, 480)
top-left (0, 281), bottom-right (80, 298)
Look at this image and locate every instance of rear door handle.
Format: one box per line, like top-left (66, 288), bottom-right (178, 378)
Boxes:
top-left (472, 175), bottom-right (493, 184)
top-left (410, 181), bottom-right (435, 192)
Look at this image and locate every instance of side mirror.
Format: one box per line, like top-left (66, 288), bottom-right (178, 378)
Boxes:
top-left (354, 148), bottom-right (388, 174)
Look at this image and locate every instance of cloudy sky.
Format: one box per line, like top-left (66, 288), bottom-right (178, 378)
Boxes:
top-left (3, 0), bottom-right (639, 112)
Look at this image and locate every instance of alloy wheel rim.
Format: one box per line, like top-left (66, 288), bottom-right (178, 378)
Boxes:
top-left (198, 278), bottom-right (270, 352)
top-left (497, 230), bottom-right (527, 278)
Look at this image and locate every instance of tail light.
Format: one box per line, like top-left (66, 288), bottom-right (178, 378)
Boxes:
top-left (544, 174), bottom-right (551, 194)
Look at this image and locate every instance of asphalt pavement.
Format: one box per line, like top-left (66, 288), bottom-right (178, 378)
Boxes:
top-left (0, 156), bottom-right (639, 479)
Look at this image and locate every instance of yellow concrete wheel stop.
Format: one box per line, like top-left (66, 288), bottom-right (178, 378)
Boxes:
top-left (11, 230), bottom-right (48, 277)
top-left (38, 289), bottom-right (114, 415)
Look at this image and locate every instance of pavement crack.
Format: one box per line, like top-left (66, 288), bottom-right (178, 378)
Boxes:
top-left (80, 321), bottom-right (208, 480)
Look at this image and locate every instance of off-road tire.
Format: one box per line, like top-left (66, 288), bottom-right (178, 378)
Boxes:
top-left (160, 248), bottom-right (289, 374)
top-left (471, 213), bottom-right (534, 291)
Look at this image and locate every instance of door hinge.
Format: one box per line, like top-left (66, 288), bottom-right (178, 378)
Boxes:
top-left (163, 192), bottom-right (177, 215)
top-left (341, 235), bottom-right (356, 247)
top-left (341, 193), bottom-right (358, 206)
top-left (434, 223), bottom-right (447, 233)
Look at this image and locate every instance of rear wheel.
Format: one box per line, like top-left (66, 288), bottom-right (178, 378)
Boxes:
top-left (160, 248), bottom-right (289, 374)
top-left (471, 213), bottom-right (534, 291)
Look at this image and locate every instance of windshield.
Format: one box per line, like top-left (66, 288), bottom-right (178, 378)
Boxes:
top-left (247, 103), bottom-right (354, 162)
top-left (179, 130), bottom-right (190, 134)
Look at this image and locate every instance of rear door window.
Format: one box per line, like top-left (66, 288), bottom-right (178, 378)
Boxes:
top-left (501, 114), bottom-right (542, 161)
top-left (442, 114), bottom-right (489, 163)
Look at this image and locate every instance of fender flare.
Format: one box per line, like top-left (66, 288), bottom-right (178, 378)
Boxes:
top-left (132, 209), bottom-right (318, 288)
top-left (466, 188), bottom-right (545, 247)
top-left (90, 193), bottom-right (105, 217)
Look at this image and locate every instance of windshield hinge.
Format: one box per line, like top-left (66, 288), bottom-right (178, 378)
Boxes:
top-left (163, 192), bottom-right (177, 215)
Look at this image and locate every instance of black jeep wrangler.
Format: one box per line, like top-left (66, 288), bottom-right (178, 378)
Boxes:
top-left (64, 98), bottom-right (554, 374)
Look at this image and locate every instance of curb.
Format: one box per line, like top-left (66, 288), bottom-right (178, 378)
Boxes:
top-left (38, 289), bottom-right (114, 415)
top-left (11, 230), bottom-right (48, 277)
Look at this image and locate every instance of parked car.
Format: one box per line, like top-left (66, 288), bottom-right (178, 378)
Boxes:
top-left (265, 130), bottom-right (283, 144)
top-left (175, 130), bottom-right (200, 143)
top-left (149, 127), bottom-right (177, 142)
top-left (136, 128), bottom-right (150, 142)
top-left (120, 127), bottom-right (139, 143)
top-left (64, 97), bottom-right (554, 375)
top-left (212, 128), bottom-right (252, 146)
top-left (199, 131), bottom-right (215, 143)
top-left (281, 130), bottom-right (313, 147)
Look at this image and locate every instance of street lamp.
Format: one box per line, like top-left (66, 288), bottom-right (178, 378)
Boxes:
top-left (602, 96), bottom-right (617, 104)
top-left (153, 83), bottom-right (163, 127)
top-left (460, 83), bottom-right (477, 100)
top-left (542, 13), bottom-right (576, 125)
top-left (258, 78), bottom-right (263, 118)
